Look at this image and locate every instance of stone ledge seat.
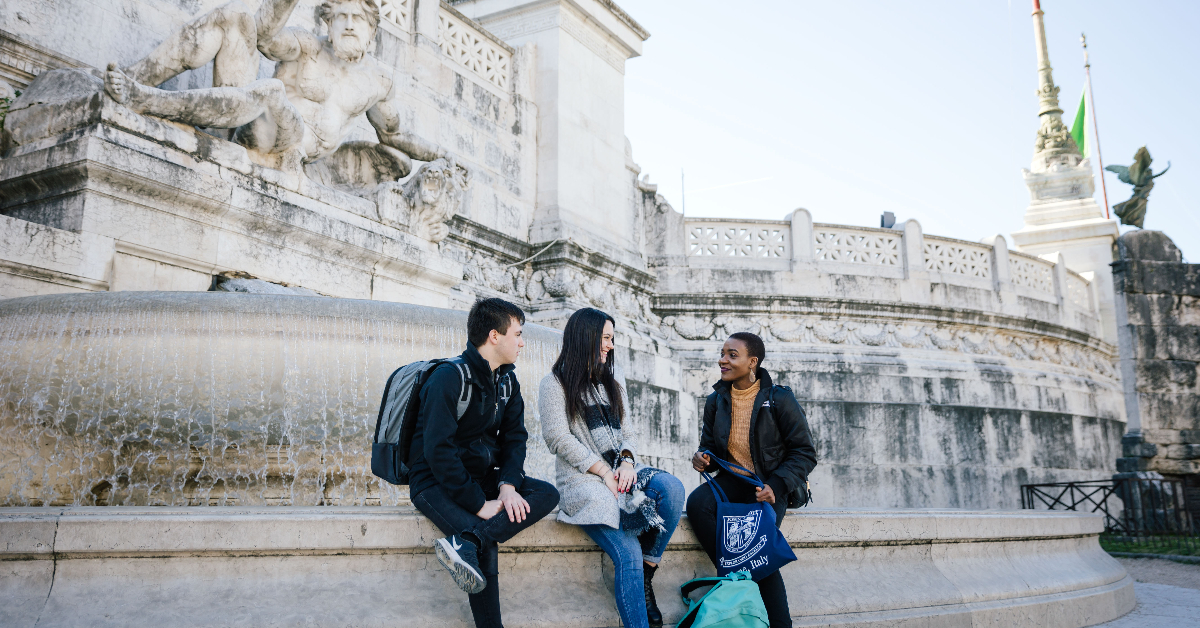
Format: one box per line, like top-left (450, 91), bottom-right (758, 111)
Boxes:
top-left (0, 506), bottom-right (1134, 627)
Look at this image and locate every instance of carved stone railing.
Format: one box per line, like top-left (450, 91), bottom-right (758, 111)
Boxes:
top-left (1066, 269), bottom-right (1092, 310)
top-left (923, 235), bottom-right (992, 279)
top-left (813, 225), bottom-right (902, 267)
top-left (1008, 250), bottom-right (1057, 301)
top-left (438, 2), bottom-right (513, 91)
top-left (380, 0), bottom-right (413, 33)
top-left (687, 219), bottom-right (790, 258)
top-left (679, 210), bottom-right (1100, 333)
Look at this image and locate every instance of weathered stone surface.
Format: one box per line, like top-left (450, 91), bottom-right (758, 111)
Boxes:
top-left (1133, 360), bottom-right (1200, 395)
top-left (1127, 324), bottom-right (1200, 361)
top-left (0, 506), bottom-right (1135, 628)
top-left (1113, 230), bottom-right (1200, 479)
top-left (1115, 230), bottom-right (1183, 263)
top-left (1113, 260), bottom-right (1200, 298)
top-left (0, 293), bottom-right (564, 507)
top-left (1122, 293), bottom-right (1200, 328)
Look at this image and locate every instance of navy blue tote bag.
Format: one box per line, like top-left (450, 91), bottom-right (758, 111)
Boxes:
top-left (700, 451), bottom-right (796, 582)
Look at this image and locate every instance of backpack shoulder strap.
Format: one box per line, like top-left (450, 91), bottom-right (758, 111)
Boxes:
top-left (446, 357), bottom-right (473, 420)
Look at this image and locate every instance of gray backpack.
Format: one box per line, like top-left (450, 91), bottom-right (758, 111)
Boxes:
top-left (371, 358), bottom-right (474, 485)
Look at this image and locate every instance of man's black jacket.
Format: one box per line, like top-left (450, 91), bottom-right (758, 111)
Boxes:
top-left (406, 343), bottom-right (527, 513)
top-left (699, 367), bottom-right (817, 506)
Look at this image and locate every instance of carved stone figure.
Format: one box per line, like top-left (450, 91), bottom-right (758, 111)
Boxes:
top-left (400, 158), bottom-right (471, 243)
top-left (1106, 147), bottom-right (1170, 229)
top-left (372, 157), bottom-right (470, 243)
top-left (102, 0), bottom-right (450, 171)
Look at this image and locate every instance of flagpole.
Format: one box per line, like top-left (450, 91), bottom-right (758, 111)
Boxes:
top-left (1081, 33), bottom-right (1111, 219)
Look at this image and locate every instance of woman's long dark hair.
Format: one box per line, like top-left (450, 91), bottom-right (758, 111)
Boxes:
top-left (552, 308), bottom-right (624, 425)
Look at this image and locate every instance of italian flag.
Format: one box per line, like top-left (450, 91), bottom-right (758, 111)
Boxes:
top-left (1070, 87), bottom-right (1089, 159)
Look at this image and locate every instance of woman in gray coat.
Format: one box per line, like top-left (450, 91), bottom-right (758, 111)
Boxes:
top-left (539, 308), bottom-right (684, 628)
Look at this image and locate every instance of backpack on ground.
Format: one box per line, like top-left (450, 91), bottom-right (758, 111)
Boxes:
top-left (371, 357), bottom-right (473, 485)
top-left (676, 571), bottom-right (768, 628)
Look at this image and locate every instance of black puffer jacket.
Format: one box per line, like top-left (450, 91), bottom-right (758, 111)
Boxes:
top-left (699, 367), bottom-right (817, 507)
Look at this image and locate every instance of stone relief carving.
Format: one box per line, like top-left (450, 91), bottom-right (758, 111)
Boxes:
top-left (459, 252), bottom-right (658, 326)
top-left (98, 0), bottom-right (458, 184)
top-left (659, 314), bottom-right (1117, 379)
top-left (375, 158), bottom-right (470, 243)
top-left (48, 0), bottom-right (472, 243)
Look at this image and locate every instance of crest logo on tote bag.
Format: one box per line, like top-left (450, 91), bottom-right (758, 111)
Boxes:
top-left (701, 450), bottom-right (797, 580)
top-left (723, 510), bottom-right (761, 553)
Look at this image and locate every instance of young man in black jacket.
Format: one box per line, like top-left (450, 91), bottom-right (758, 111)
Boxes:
top-left (409, 298), bottom-right (560, 628)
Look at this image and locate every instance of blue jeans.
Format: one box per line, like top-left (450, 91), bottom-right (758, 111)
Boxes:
top-left (580, 472), bottom-right (685, 628)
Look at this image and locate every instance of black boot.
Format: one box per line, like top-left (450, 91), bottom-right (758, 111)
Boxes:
top-left (644, 562), bottom-right (663, 628)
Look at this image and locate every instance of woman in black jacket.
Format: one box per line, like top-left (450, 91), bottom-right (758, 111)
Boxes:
top-left (686, 332), bottom-right (817, 628)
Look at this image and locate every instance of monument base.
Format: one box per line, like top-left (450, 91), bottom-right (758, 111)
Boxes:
top-left (1, 507), bottom-right (1134, 627)
top-left (0, 71), bottom-right (462, 305)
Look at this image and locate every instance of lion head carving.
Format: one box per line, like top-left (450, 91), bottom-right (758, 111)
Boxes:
top-left (401, 158), bottom-right (470, 243)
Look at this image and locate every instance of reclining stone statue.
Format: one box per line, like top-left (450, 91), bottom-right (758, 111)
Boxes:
top-left (106, 0), bottom-right (440, 166)
top-left (96, 0), bottom-right (468, 241)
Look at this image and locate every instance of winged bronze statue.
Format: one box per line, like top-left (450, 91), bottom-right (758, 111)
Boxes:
top-left (1106, 147), bottom-right (1170, 229)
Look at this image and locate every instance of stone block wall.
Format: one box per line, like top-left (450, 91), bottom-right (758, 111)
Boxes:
top-left (1113, 230), bottom-right (1200, 485)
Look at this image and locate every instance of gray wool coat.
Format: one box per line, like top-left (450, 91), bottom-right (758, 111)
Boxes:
top-left (538, 372), bottom-right (638, 529)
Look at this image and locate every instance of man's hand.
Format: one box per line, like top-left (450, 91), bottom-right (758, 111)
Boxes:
top-left (497, 484), bottom-right (531, 523)
top-left (755, 484), bottom-right (776, 504)
top-left (692, 451), bottom-right (712, 472)
top-left (614, 462), bottom-right (637, 494)
top-left (475, 499), bottom-right (503, 520)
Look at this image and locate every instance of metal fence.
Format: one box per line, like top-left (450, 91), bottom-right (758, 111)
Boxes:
top-left (1021, 477), bottom-right (1199, 556)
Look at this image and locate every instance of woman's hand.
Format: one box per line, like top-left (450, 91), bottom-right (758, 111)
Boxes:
top-left (755, 484), bottom-right (776, 504)
top-left (614, 462), bottom-right (637, 494)
top-left (602, 470), bottom-right (621, 497)
top-left (692, 451), bottom-right (711, 472)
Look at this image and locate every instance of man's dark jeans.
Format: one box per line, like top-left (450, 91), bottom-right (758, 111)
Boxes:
top-left (412, 474), bottom-right (559, 628)
top-left (686, 472), bottom-right (792, 628)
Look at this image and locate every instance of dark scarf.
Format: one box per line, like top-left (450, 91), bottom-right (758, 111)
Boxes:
top-left (583, 387), bottom-right (666, 537)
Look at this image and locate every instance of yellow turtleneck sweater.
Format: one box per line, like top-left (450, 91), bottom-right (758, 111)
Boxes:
top-left (727, 380), bottom-right (760, 476)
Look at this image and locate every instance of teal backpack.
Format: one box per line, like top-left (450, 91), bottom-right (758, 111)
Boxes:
top-left (676, 571), bottom-right (769, 628)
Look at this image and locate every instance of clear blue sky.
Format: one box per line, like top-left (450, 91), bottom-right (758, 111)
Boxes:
top-left (621, 0), bottom-right (1198, 260)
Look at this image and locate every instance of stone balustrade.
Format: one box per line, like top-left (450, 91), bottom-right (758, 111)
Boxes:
top-left (0, 506), bottom-right (1134, 628)
top-left (687, 218), bottom-right (791, 259)
top-left (379, 0), bottom-right (413, 33)
top-left (437, 1), bottom-right (514, 92)
top-left (681, 210), bottom-right (1101, 336)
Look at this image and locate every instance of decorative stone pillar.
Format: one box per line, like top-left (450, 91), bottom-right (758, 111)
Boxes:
top-left (789, 208), bottom-right (814, 262)
top-left (1044, 251), bottom-right (1070, 325)
top-left (899, 219), bottom-right (930, 304)
top-left (983, 234), bottom-right (1021, 317)
top-left (450, 0), bottom-right (651, 269)
top-left (1010, 0), bottom-right (1119, 343)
